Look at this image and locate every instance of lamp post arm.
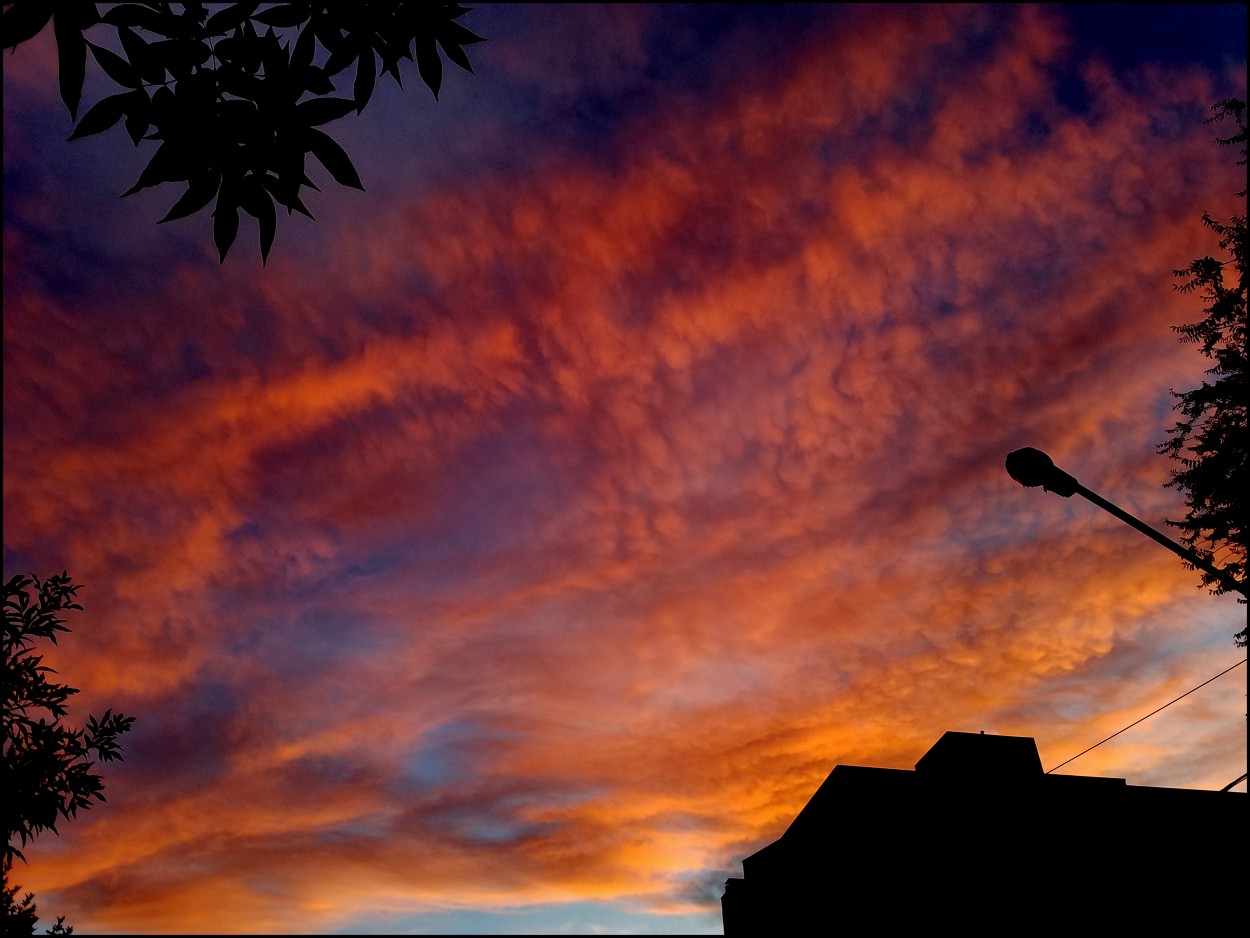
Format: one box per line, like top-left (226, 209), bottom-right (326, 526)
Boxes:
top-left (1074, 484), bottom-right (1248, 598)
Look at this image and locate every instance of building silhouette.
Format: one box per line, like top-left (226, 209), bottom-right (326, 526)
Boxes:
top-left (722, 731), bottom-right (1245, 932)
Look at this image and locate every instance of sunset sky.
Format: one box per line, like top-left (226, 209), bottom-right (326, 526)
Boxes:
top-left (3, 3), bottom-right (1247, 934)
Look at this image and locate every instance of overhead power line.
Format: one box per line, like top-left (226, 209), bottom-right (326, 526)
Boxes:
top-left (1046, 658), bottom-right (1247, 776)
top-left (1219, 772), bottom-right (1248, 792)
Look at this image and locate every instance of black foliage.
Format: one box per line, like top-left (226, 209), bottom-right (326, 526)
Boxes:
top-left (2, 862), bottom-right (75, 934)
top-left (1159, 99), bottom-right (1248, 643)
top-left (3, 573), bottom-right (130, 933)
top-left (2, 2), bottom-right (485, 263)
top-left (1, 864), bottom-right (39, 935)
top-left (3, 572), bottom-right (135, 863)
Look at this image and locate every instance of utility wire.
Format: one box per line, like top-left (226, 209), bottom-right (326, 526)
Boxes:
top-left (1219, 772), bottom-right (1248, 792)
top-left (1046, 658), bottom-right (1247, 775)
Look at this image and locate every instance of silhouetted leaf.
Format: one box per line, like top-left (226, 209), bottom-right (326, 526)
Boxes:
top-left (218, 65), bottom-right (265, 102)
top-left (305, 128), bottom-right (363, 190)
top-left (121, 141), bottom-right (182, 196)
top-left (296, 97), bottom-right (356, 127)
top-left (21, 0), bottom-right (485, 264)
top-left (98, 3), bottom-right (170, 31)
top-left (4, 571), bottom-right (135, 864)
top-left (171, 67), bottom-right (216, 114)
top-left (378, 35), bottom-right (411, 88)
top-left (292, 20), bottom-right (315, 73)
top-left (238, 176), bottom-right (277, 263)
top-left (385, 58), bottom-right (404, 87)
top-left (2, 1), bottom-right (54, 49)
top-left (261, 174), bottom-right (315, 218)
top-left (436, 21), bottom-right (484, 73)
top-left (217, 96), bottom-right (259, 126)
top-left (213, 190), bottom-right (241, 262)
top-left (157, 173), bottom-right (220, 223)
top-left (234, 18), bottom-right (262, 74)
top-left (148, 84), bottom-right (175, 123)
top-left (323, 39), bottom-right (357, 77)
top-left (302, 64), bottom-right (335, 96)
top-left (87, 40), bottom-right (141, 88)
top-left (52, 9), bottom-right (87, 119)
top-left (117, 25), bottom-right (163, 85)
top-left (67, 91), bottom-right (131, 140)
top-left (122, 89), bottom-right (151, 145)
top-left (213, 32), bottom-right (241, 62)
top-left (414, 35), bottom-right (441, 98)
top-left (260, 26), bottom-right (287, 79)
top-left (149, 37), bottom-right (211, 82)
top-left (441, 19), bottom-right (487, 50)
top-left (252, 3), bottom-right (309, 28)
top-left (312, 12), bottom-right (346, 58)
top-left (436, 38), bottom-right (473, 74)
top-left (205, 1), bottom-right (257, 35)
top-left (353, 45), bottom-right (376, 113)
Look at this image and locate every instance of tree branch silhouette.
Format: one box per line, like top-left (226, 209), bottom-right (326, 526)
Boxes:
top-left (3, 572), bottom-right (135, 935)
top-left (1, 1), bottom-right (485, 263)
top-left (1159, 98), bottom-right (1248, 644)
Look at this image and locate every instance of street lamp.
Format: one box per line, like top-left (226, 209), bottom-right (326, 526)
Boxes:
top-left (1004, 447), bottom-right (1247, 598)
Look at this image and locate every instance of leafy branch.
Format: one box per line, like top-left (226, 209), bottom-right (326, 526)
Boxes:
top-left (3, 573), bottom-right (135, 866)
top-left (1, 1), bottom-right (485, 263)
top-left (1159, 98), bottom-right (1248, 643)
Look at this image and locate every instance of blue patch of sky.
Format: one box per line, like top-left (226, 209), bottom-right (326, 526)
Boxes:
top-left (399, 717), bottom-right (545, 790)
top-left (428, 806), bottom-right (551, 847)
top-left (333, 900), bottom-right (724, 936)
top-left (397, 718), bottom-right (609, 839)
top-left (671, 865), bottom-right (742, 911)
top-left (402, 717), bottom-right (490, 789)
top-left (400, 786), bottom-right (573, 852)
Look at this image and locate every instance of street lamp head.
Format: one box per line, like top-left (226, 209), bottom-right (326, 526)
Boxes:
top-left (1005, 447), bottom-right (1080, 497)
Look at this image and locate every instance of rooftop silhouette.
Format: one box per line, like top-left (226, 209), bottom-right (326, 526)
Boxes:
top-left (722, 731), bottom-right (1246, 932)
